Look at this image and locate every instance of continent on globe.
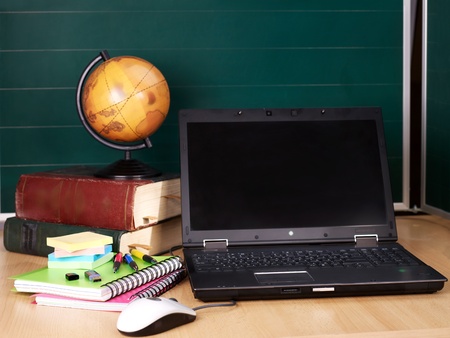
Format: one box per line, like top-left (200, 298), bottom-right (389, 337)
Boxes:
top-left (82, 56), bottom-right (170, 143)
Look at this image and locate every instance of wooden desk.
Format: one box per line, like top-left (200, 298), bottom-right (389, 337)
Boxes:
top-left (1, 215), bottom-right (450, 338)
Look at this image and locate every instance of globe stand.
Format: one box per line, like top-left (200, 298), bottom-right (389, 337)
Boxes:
top-left (76, 50), bottom-right (162, 180)
top-left (95, 150), bottom-right (161, 180)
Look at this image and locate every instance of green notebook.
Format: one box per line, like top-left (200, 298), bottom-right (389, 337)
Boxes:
top-left (11, 256), bottom-right (182, 301)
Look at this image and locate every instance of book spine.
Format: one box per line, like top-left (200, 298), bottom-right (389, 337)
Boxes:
top-left (3, 217), bottom-right (126, 257)
top-left (15, 174), bottom-right (141, 230)
top-left (104, 257), bottom-right (183, 300)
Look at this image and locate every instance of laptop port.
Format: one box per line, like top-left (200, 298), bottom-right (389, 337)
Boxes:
top-left (281, 288), bottom-right (301, 294)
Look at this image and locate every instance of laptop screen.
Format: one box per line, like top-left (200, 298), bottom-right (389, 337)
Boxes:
top-left (179, 108), bottom-right (397, 246)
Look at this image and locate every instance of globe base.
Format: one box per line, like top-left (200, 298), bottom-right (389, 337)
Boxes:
top-left (94, 159), bottom-right (161, 180)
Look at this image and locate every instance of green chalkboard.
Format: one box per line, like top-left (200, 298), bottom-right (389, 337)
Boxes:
top-left (0, 1), bottom-right (404, 213)
top-left (423, 0), bottom-right (450, 213)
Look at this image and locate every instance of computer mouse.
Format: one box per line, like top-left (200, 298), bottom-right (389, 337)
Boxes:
top-left (117, 297), bottom-right (196, 336)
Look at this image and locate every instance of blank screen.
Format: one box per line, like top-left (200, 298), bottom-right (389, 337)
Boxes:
top-left (187, 120), bottom-right (387, 231)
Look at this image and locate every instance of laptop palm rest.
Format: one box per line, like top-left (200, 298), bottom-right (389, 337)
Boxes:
top-left (255, 271), bottom-right (314, 285)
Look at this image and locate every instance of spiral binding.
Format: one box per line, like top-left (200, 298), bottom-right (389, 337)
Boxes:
top-left (130, 269), bottom-right (186, 300)
top-left (104, 256), bottom-right (183, 299)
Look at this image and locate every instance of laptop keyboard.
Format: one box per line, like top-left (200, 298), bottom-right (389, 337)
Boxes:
top-left (192, 247), bottom-right (420, 272)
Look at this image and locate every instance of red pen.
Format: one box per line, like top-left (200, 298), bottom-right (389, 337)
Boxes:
top-left (113, 252), bottom-right (123, 273)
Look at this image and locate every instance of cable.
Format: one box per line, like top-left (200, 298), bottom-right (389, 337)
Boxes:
top-left (192, 300), bottom-right (237, 311)
top-left (153, 245), bottom-right (183, 257)
top-left (169, 245), bottom-right (183, 256)
top-left (153, 246), bottom-right (237, 311)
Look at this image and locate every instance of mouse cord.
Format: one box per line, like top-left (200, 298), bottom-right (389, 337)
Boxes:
top-left (154, 246), bottom-right (236, 311)
top-left (192, 300), bottom-right (237, 311)
top-left (153, 245), bottom-right (184, 259)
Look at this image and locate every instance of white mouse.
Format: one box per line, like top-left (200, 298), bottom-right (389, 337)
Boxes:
top-left (117, 297), bottom-right (196, 336)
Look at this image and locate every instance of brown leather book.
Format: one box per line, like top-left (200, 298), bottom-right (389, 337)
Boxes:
top-left (15, 166), bottom-right (180, 230)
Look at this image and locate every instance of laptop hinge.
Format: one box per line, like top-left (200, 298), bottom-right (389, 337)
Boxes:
top-left (203, 239), bottom-right (228, 250)
top-left (354, 234), bottom-right (378, 248)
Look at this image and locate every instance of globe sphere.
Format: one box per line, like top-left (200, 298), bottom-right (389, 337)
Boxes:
top-left (81, 56), bottom-right (170, 143)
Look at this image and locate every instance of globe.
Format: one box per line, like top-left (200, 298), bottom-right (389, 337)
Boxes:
top-left (75, 51), bottom-right (170, 179)
top-left (81, 55), bottom-right (170, 143)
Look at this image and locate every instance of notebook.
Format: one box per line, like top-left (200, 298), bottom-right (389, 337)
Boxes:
top-left (11, 256), bottom-right (182, 301)
top-left (178, 107), bottom-right (448, 301)
top-left (33, 269), bottom-right (186, 311)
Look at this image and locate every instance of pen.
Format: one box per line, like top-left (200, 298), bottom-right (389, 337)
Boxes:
top-left (123, 253), bottom-right (139, 272)
top-left (113, 252), bottom-right (123, 273)
top-left (130, 248), bottom-right (158, 264)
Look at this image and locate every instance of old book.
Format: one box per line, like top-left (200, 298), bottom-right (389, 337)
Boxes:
top-left (15, 165), bottom-right (180, 230)
top-left (3, 216), bottom-right (182, 257)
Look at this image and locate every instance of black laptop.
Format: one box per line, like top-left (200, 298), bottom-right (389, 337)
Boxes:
top-left (178, 107), bottom-right (447, 301)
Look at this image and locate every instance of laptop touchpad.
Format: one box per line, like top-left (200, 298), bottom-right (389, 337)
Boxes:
top-left (255, 271), bottom-right (314, 285)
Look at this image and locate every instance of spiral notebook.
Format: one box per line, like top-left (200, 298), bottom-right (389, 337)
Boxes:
top-left (32, 269), bottom-right (186, 311)
top-left (11, 256), bottom-right (182, 301)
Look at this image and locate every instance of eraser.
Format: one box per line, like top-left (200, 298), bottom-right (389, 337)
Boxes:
top-left (65, 273), bottom-right (79, 281)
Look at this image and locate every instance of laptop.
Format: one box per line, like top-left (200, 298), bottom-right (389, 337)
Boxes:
top-left (178, 107), bottom-right (447, 301)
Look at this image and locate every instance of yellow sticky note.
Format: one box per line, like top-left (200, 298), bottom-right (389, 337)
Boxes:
top-left (46, 232), bottom-right (113, 252)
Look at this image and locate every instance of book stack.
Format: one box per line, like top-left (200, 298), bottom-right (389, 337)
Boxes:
top-left (3, 165), bottom-right (183, 258)
top-left (5, 166), bottom-right (187, 311)
top-left (46, 232), bottom-right (115, 270)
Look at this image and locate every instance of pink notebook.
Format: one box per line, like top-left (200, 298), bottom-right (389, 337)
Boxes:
top-left (32, 269), bottom-right (185, 311)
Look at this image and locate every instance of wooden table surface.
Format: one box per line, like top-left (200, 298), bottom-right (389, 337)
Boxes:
top-left (1, 214), bottom-right (450, 338)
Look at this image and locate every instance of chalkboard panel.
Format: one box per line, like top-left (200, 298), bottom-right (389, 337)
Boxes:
top-left (423, 0), bottom-right (450, 214)
top-left (0, 1), bottom-right (404, 213)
